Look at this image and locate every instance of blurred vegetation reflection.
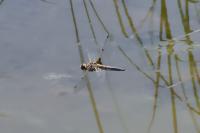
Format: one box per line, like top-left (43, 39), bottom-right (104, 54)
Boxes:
top-left (69, 0), bottom-right (200, 133)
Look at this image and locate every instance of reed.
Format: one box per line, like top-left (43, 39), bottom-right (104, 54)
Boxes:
top-left (83, 1), bottom-right (130, 132)
top-left (112, 0), bottom-right (129, 37)
top-left (138, 0), bottom-right (157, 30)
top-left (83, 0), bottom-right (98, 45)
top-left (69, 0), bottom-right (200, 132)
top-left (175, 54), bottom-right (200, 132)
top-left (147, 44), bottom-right (162, 133)
top-left (69, 1), bottom-right (104, 133)
top-left (88, 0), bottom-right (110, 36)
top-left (177, 0), bottom-right (200, 110)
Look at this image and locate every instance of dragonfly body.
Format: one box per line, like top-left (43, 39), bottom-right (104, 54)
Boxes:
top-left (80, 58), bottom-right (125, 72)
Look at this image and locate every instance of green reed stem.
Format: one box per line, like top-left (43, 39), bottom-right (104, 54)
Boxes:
top-left (138, 0), bottom-right (157, 30)
top-left (121, 0), bottom-right (143, 44)
top-left (188, 52), bottom-right (200, 110)
top-left (82, 9), bottom-right (129, 131)
top-left (174, 54), bottom-right (187, 99)
top-left (168, 55), bottom-right (178, 133)
top-left (191, 57), bottom-right (200, 86)
top-left (121, 0), bottom-right (155, 67)
top-left (70, 0), bottom-right (80, 43)
top-left (112, 0), bottom-right (129, 37)
top-left (160, 0), bottom-right (178, 132)
top-left (147, 46), bottom-right (162, 133)
top-left (83, 0), bottom-right (98, 45)
top-left (118, 46), bottom-right (155, 83)
top-left (177, 0), bottom-right (192, 41)
top-left (118, 46), bottom-right (182, 101)
top-left (88, 0), bottom-right (110, 36)
top-left (175, 54), bottom-right (200, 133)
top-left (69, 1), bottom-right (104, 133)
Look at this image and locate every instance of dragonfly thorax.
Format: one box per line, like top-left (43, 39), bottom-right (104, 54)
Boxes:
top-left (80, 62), bottom-right (97, 71)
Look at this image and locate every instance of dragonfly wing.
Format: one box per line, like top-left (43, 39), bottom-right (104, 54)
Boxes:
top-left (99, 35), bottom-right (113, 60)
top-left (82, 39), bottom-right (100, 62)
top-left (99, 35), bottom-right (127, 63)
top-left (95, 57), bottom-right (103, 64)
top-left (87, 50), bottom-right (98, 63)
top-left (82, 36), bottom-right (114, 63)
top-left (73, 75), bottom-right (87, 93)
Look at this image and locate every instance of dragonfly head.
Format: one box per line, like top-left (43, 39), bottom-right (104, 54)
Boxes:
top-left (80, 64), bottom-right (87, 71)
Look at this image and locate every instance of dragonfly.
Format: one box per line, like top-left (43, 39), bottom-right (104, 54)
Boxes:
top-left (43, 35), bottom-right (126, 94)
top-left (80, 35), bottom-right (125, 72)
top-left (74, 35), bottom-right (125, 91)
top-left (80, 57), bottom-right (125, 72)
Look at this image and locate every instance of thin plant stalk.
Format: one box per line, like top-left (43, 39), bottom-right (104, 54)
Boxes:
top-left (118, 46), bottom-right (181, 100)
top-left (189, 52), bottom-right (200, 110)
top-left (138, 0), bottom-right (157, 30)
top-left (88, 0), bottom-right (110, 36)
top-left (168, 54), bottom-right (178, 133)
top-left (83, 0), bottom-right (98, 45)
top-left (69, 1), bottom-right (104, 133)
top-left (175, 54), bottom-right (200, 132)
top-left (160, 0), bottom-right (179, 132)
top-left (118, 46), bottom-right (156, 83)
top-left (121, 0), bottom-right (143, 44)
top-left (147, 46), bottom-right (162, 133)
top-left (83, 1), bottom-right (131, 132)
top-left (177, 0), bottom-right (200, 109)
top-left (121, 0), bottom-right (155, 67)
top-left (112, 0), bottom-right (129, 37)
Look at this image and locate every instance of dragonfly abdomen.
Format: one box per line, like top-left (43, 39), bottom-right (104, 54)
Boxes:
top-left (97, 65), bottom-right (125, 71)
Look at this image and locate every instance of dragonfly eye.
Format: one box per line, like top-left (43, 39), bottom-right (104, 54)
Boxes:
top-left (80, 64), bottom-right (87, 70)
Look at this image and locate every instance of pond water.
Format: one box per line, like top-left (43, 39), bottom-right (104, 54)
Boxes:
top-left (0, 0), bottom-right (200, 133)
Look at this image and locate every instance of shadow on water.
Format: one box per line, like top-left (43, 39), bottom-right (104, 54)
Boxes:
top-left (69, 0), bottom-right (200, 133)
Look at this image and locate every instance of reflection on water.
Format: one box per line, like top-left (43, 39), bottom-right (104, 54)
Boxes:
top-left (0, 0), bottom-right (200, 133)
top-left (69, 0), bottom-right (200, 133)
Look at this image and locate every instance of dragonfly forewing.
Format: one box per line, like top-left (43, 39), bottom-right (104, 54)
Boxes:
top-left (73, 72), bottom-right (89, 93)
top-left (75, 35), bottom-right (125, 90)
